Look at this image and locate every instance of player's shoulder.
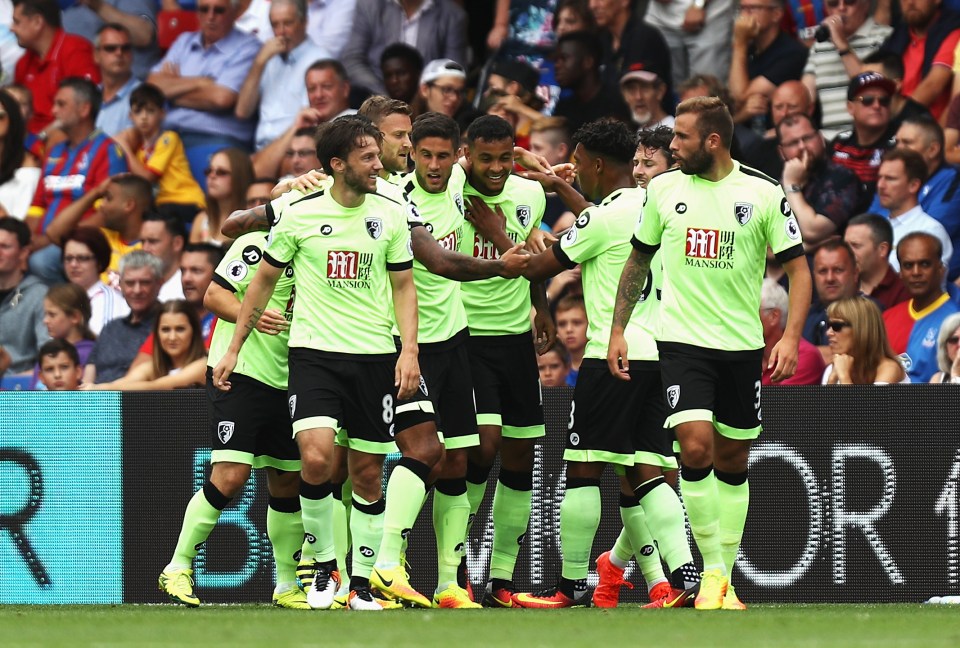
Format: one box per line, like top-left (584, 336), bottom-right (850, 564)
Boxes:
top-left (505, 173), bottom-right (547, 199)
top-left (647, 167), bottom-right (684, 190)
top-left (736, 163), bottom-right (780, 187)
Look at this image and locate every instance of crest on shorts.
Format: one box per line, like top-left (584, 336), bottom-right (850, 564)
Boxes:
top-left (217, 420), bottom-right (235, 444)
top-left (666, 384), bottom-right (680, 409)
top-left (288, 395), bottom-right (297, 418)
top-left (734, 202), bottom-right (753, 226)
top-left (516, 205), bottom-right (531, 228)
top-left (419, 375), bottom-right (429, 396)
top-left (365, 217), bottom-right (383, 239)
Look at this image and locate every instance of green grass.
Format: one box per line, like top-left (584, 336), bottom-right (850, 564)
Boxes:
top-left (2, 605), bottom-right (960, 647)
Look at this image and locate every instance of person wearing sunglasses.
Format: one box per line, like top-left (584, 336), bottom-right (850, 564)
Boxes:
top-left (93, 24), bottom-right (139, 138)
top-left (930, 313), bottom-right (960, 382)
top-left (829, 72), bottom-right (897, 194)
top-left (823, 295), bottom-right (908, 384)
top-left (62, 0), bottom-right (160, 82)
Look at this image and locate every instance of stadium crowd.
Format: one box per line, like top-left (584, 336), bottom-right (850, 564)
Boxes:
top-left (2, 0), bottom-right (960, 611)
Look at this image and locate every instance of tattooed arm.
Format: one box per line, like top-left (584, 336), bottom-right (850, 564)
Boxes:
top-left (607, 248), bottom-right (653, 381)
top-left (221, 206), bottom-right (270, 239)
top-left (411, 225), bottom-right (529, 280)
top-left (211, 259), bottom-right (283, 390)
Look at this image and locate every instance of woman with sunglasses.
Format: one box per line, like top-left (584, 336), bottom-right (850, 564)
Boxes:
top-left (823, 295), bottom-right (907, 384)
top-left (190, 147), bottom-right (254, 246)
top-left (929, 313), bottom-right (960, 383)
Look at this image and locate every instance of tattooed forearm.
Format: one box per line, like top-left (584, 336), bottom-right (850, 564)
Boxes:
top-left (241, 307), bottom-right (265, 341)
top-left (613, 249), bottom-right (652, 329)
top-left (222, 206), bottom-right (269, 238)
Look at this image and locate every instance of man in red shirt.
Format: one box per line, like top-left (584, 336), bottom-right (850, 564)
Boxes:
top-left (11, 0), bottom-right (100, 135)
top-left (761, 278), bottom-right (826, 385)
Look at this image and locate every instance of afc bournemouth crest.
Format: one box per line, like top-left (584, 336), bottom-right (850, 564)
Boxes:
top-left (454, 193), bottom-right (464, 215)
top-left (517, 205), bottom-right (531, 228)
top-left (365, 217), bottom-right (383, 240)
top-left (734, 202), bottom-right (753, 226)
top-left (217, 420), bottom-right (235, 444)
top-left (666, 385), bottom-right (680, 409)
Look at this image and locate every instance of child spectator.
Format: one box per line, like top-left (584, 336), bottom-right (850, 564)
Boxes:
top-left (37, 339), bottom-right (83, 391)
top-left (113, 84), bottom-right (206, 228)
top-left (555, 293), bottom-right (587, 386)
top-left (538, 340), bottom-right (572, 387)
top-left (39, 282), bottom-right (96, 372)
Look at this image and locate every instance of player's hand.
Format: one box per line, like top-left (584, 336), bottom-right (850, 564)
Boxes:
top-left (525, 227), bottom-right (556, 253)
top-left (290, 169), bottom-right (327, 194)
top-left (533, 309), bottom-right (556, 355)
top-left (213, 351), bottom-right (238, 391)
top-left (255, 309), bottom-right (289, 335)
top-left (498, 243), bottom-right (530, 278)
top-left (465, 196), bottom-right (507, 238)
top-left (395, 349), bottom-right (421, 400)
top-left (551, 163), bottom-right (576, 185)
top-left (607, 329), bottom-right (631, 381)
top-left (768, 335), bottom-right (799, 382)
top-left (514, 146), bottom-right (553, 174)
top-left (517, 169), bottom-right (558, 192)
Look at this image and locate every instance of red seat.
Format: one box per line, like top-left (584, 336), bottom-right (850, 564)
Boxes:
top-left (157, 10), bottom-right (200, 51)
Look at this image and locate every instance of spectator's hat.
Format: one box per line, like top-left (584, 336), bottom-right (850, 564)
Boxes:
top-left (490, 59), bottom-right (541, 95)
top-left (620, 61), bottom-right (665, 86)
top-left (422, 59), bottom-right (467, 85)
top-left (847, 72), bottom-right (896, 100)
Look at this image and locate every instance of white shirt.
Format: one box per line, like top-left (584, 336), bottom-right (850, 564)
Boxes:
top-left (889, 205), bottom-right (954, 272)
top-left (237, 0), bottom-right (357, 57)
top-left (394, 0), bottom-right (434, 48)
top-left (87, 280), bottom-right (130, 335)
top-left (0, 167), bottom-right (41, 220)
top-left (159, 269), bottom-right (185, 302)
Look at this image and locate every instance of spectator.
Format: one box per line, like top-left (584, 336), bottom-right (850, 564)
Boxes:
top-left (554, 0), bottom-right (596, 38)
top-left (83, 248), bottom-right (161, 383)
top-left (341, 0), bottom-right (467, 97)
top-left (728, 0), bottom-right (808, 131)
top-left (235, 0), bottom-right (329, 152)
top-left (619, 61), bottom-right (674, 131)
top-left (146, 0), bottom-right (261, 179)
top-left (36, 338), bottom-right (83, 390)
top-left (802, 0), bottom-right (891, 139)
top-left (245, 177), bottom-right (276, 209)
top-left (761, 277), bottom-right (826, 385)
top-left (552, 30), bottom-right (630, 135)
top-left (179, 242), bottom-right (221, 336)
top-left (844, 213), bottom-right (911, 310)
top-left (803, 239), bottom-right (862, 362)
top-left (0, 216), bottom-right (48, 375)
top-left (114, 83), bottom-right (205, 227)
top-left (85, 298), bottom-right (206, 389)
top-left (878, 0), bottom-right (960, 120)
top-left (643, 0), bottom-right (734, 89)
top-left (62, 0), bottom-right (158, 81)
top-left (191, 147), bottom-right (254, 246)
top-left (279, 126), bottom-right (320, 180)
top-left (537, 339), bottom-right (571, 387)
top-left (529, 116), bottom-right (573, 230)
top-left (830, 72), bottom-right (897, 194)
top-left (779, 112), bottom-right (866, 251)
top-left (823, 295), bottom-right (908, 383)
top-left (741, 79), bottom-right (814, 179)
top-left (859, 51), bottom-right (933, 132)
top-left (61, 226), bottom-right (129, 333)
top-left (884, 231), bottom-right (960, 382)
top-left (140, 211), bottom-right (186, 301)
top-left (876, 147), bottom-right (953, 271)
top-left (11, 0), bottom-right (100, 134)
top-left (380, 43), bottom-right (424, 104)
top-left (25, 77), bottom-right (128, 284)
top-left (4, 83), bottom-right (45, 165)
top-left (590, 0), bottom-right (673, 98)
top-left (930, 312), bottom-right (960, 382)
top-left (233, 0), bottom-right (357, 58)
top-left (93, 23), bottom-right (139, 138)
top-left (33, 281), bottom-right (95, 388)
top-left (483, 58), bottom-right (545, 148)
top-left (0, 87), bottom-right (40, 220)
top-left (417, 58), bottom-right (466, 119)
top-left (555, 293), bottom-right (586, 387)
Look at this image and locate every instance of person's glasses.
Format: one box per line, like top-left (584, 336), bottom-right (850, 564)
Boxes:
top-left (205, 167), bottom-right (231, 177)
top-left (854, 95), bottom-right (892, 108)
top-left (825, 0), bottom-right (858, 7)
top-left (197, 4), bottom-right (228, 15)
top-left (827, 320), bottom-right (852, 332)
top-left (64, 254), bottom-right (95, 264)
top-left (740, 4), bottom-right (778, 12)
top-left (101, 44), bottom-right (133, 53)
top-left (286, 149), bottom-right (315, 159)
top-left (429, 84), bottom-right (464, 98)
top-left (948, 336), bottom-right (960, 345)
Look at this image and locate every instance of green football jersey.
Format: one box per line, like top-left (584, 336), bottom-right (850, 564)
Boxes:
top-left (634, 162), bottom-right (803, 351)
top-left (399, 164), bottom-right (468, 343)
top-left (265, 188), bottom-right (414, 356)
top-left (460, 174), bottom-right (545, 336)
top-left (207, 231), bottom-right (295, 390)
top-left (554, 187), bottom-right (660, 361)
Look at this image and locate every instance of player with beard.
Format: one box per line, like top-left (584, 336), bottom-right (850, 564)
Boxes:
top-left (609, 97), bottom-right (812, 610)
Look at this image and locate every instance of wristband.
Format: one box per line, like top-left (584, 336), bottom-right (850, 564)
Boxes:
top-left (837, 48), bottom-right (851, 57)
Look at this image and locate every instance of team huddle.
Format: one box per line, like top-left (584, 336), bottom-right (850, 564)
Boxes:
top-left (157, 94), bottom-right (811, 612)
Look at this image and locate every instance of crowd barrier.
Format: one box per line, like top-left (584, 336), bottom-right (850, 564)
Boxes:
top-left (1, 386), bottom-right (958, 604)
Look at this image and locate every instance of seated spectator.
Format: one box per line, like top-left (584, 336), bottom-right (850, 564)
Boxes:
top-left (741, 79), bottom-right (814, 179)
top-left (85, 298), bottom-right (205, 389)
top-left (0, 216), bottom-right (49, 375)
top-left (0, 87), bottom-right (40, 219)
top-left (930, 312), bottom-right (960, 382)
top-left (36, 338), bottom-right (83, 390)
top-left (11, 0), bottom-right (100, 134)
top-left (619, 61), bottom-right (674, 131)
top-left (83, 249), bottom-right (161, 383)
top-left (232, 0), bottom-right (357, 58)
top-left (4, 84), bottom-right (46, 165)
top-left (93, 23), bottom-right (139, 137)
top-left (114, 83), bottom-right (205, 228)
top-left (191, 147), bottom-right (254, 246)
top-left (876, 148), bottom-right (953, 271)
top-left (830, 72), bottom-right (897, 194)
top-left (552, 30), bottom-right (630, 136)
top-left (804, 239), bottom-right (863, 362)
top-left (140, 211), bottom-right (185, 301)
top-left (844, 213), bottom-right (911, 310)
top-left (823, 295), bottom-right (908, 384)
top-left (554, 0), bottom-right (596, 38)
top-left (380, 43), bottom-right (424, 105)
top-left (40, 282), bottom-right (96, 369)
top-left (555, 293), bottom-right (586, 386)
top-left (234, 0), bottom-right (330, 152)
top-left (245, 177), bottom-right (276, 209)
top-left (859, 51), bottom-right (932, 133)
top-left (63, 0), bottom-right (159, 82)
top-left (416, 59), bottom-right (480, 130)
top-left (592, 0), bottom-right (673, 95)
top-left (62, 226), bottom-right (129, 333)
top-left (538, 340), bottom-right (572, 387)
top-left (761, 278), bottom-right (825, 385)
top-left (484, 58), bottom-right (545, 148)
top-left (883, 232), bottom-right (960, 382)
top-left (341, 0), bottom-right (467, 97)
top-left (278, 127), bottom-right (320, 181)
top-left (26, 77), bottom-right (128, 284)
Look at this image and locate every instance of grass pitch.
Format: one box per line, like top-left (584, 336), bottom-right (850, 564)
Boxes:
top-left (1, 604), bottom-right (959, 647)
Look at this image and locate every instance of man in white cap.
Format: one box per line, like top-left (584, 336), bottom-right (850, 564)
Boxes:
top-left (620, 61), bottom-right (674, 131)
top-left (420, 58), bottom-right (467, 119)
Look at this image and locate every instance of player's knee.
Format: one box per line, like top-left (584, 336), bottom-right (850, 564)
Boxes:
top-left (299, 445), bottom-right (333, 482)
top-left (438, 447), bottom-right (466, 479)
top-left (210, 462), bottom-right (251, 498)
top-left (680, 442), bottom-right (712, 469)
top-left (500, 438), bottom-right (535, 472)
top-left (350, 462), bottom-right (383, 502)
top-left (266, 468), bottom-right (301, 498)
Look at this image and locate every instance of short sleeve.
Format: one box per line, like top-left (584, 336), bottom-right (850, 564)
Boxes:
top-left (145, 132), bottom-right (180, 175)
top-left (264, 202), bottom-right (297, 266)
top-left (386, 204), bottom-right (414, 270)
top-left (634, 185), bottom-right (663, 248)
top-left (554, 208), bottom-right (605, 268)
top-left (214, 233), bottom-right (263, 291)
top-left (764, 185), bottom-right (804, 256)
